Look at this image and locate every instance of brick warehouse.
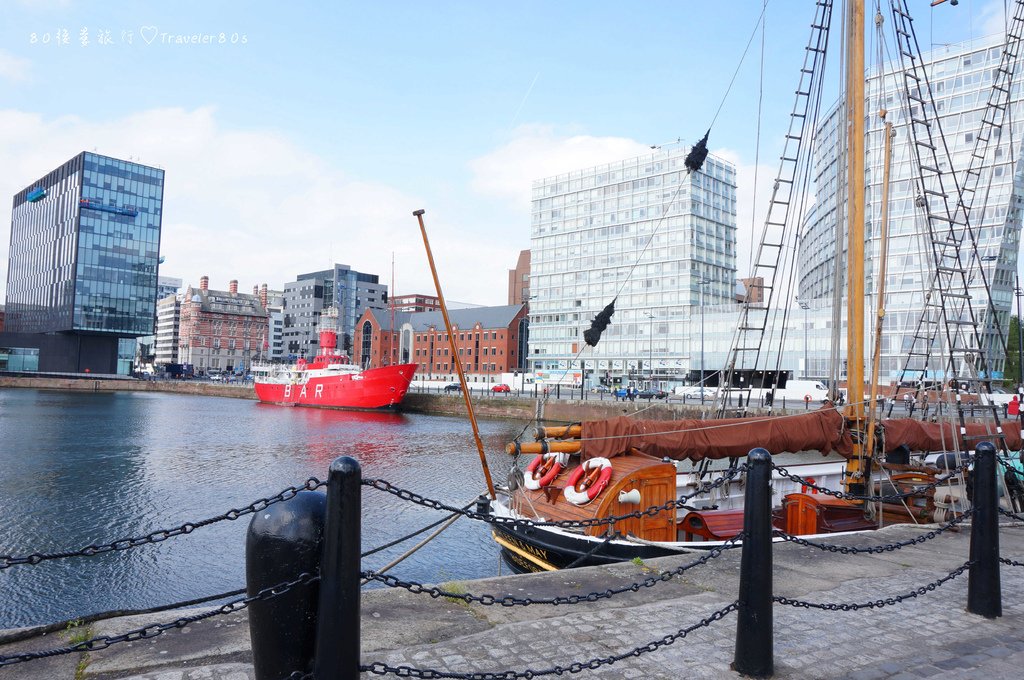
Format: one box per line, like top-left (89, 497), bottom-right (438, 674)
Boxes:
top-left (176, 276), bottom-right (268, 375)
top-left (355, 304), bottom-right (528, 383)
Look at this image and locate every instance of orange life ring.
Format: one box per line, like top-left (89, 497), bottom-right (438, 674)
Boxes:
top-left (524, 453), bottom-right (568, 491)
top-left (563, 457), bottom-right (613, 506)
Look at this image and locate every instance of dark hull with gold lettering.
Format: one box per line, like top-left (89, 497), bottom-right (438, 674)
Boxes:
top-left (491, 519), bottom-right (682, 574)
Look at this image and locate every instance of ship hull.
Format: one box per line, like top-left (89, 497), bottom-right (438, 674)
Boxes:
top-left (254, 363), bottom-right (417, 410)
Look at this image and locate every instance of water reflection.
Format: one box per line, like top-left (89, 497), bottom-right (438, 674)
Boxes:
top-left (0, 389), bottom-right (520, 628)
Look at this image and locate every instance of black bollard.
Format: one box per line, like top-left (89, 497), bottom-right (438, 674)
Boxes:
top-left (315, 456), bottom-right (362, 679)
top-left (246, 490), bottom-right (326, 680)
top-left (733, 447), bottom-right (774, 677)
top-left (968, 441), bottom-right (1002, 618)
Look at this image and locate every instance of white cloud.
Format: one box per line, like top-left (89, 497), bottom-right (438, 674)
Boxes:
top-left (0, 49), bottom-right (30, 82)
top-left (469, 125), bottom-right (651, 209)
top-left (0, 107), bottom-right (480, 301)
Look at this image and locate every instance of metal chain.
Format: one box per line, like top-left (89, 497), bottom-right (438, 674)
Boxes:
top-left (774, 510), bottom-right (973, 553)
top-left (0, 478), bottom-right (326, 570)
top-left (1000, 557), bottom-right (1024, 567)
top-left (771, 460), bottom-right (971, 503)
top-left (0, 572), bottom-right (320, 667)
top-left (774, 560), bottom-right (972, 611)
top-left (359, 601), bottom-right (739, 679)
top-left (998, 456), bottom-right (1024, 479)
top-left (999, 508), bottom-right (1024, 522)
top-left (363, 536), bottom-right (741, 607)
top-left (362, 465), bottom-right (745, 530)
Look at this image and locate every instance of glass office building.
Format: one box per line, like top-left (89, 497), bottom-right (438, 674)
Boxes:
top-left (799, 34), bottom-right (1024, 379)
top-left (4, 152), bottom-right (164, 374)
top-left (529, 142), bottom-right (738, 386)
top-left (7, 152), bottom-right (164, 336)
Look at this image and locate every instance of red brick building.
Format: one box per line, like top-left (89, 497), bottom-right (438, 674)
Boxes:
top-left (507, 250), bottom-right (530, 305)
top-left (178, 276), bottom-right (268, 375)
top-left (355, 304), bottom-right (528, 382)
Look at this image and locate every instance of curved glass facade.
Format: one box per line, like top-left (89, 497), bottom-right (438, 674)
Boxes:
top-left (799, 35), bottom-right (1024, 380)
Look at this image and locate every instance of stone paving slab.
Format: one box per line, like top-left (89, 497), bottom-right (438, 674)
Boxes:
top-left (1, 524), bottom-right (1022, 679)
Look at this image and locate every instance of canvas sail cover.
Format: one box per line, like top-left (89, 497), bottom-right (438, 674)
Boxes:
top-left (880, 419), bottom-right (1021, 453)
top-left (580, 409), bottom-right (852, 461)
top-left (580, 410), bottom-right (1021, 462)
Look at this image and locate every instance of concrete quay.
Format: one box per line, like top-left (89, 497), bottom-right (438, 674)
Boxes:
top-left (2, 523), bottom-right (1024, 679)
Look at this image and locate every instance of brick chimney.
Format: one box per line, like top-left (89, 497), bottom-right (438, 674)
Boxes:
top-left (229, 280), bottom-right (238, 295)
top-left (200, 275), bottom-right (209, 291)
top-left (260, 283), bottom-right (268, 308)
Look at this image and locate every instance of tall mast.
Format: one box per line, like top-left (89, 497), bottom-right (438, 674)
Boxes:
top-left (845, 0), bottom-right (869, 494)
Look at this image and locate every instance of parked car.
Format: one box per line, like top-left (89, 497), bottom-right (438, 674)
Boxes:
top-left (443, 383), bottom-right (462, 393)
top-left (614, 387), bottom-right (630, 399)
top-left (592, 385), bottom-right (611, 393)
top-left (637, 389), bottom-right (669, 400)
top-left (492, 384), bottom-right (511, 393)
top-left (673, 386), bottom-right (714, 399)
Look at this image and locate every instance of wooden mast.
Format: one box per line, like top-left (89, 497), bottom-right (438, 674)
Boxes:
top-left (865, 114), bottom-right (894, 462)
top-left (414, 209), bottom-right (496, 499)
top-left (844, 0), bottom-right (869, 494)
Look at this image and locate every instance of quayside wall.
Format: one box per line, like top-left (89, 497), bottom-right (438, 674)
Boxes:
top-left (0, 375), bottom-right (763, 420)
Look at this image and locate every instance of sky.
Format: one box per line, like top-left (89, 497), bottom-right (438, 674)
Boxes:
top-left (0, 0), bottom-right (1009, 304)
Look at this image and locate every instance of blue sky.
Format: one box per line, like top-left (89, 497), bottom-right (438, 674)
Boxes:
top-left (0, 0), bottom-right (1005, 303)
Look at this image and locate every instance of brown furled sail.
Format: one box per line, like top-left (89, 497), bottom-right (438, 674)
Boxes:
top-left (577, 409), bottom-right (1021, 462)
top-left (880, 419), bottom-right (1021, 453)
top-left (581, 407), bottom-right (852, 462)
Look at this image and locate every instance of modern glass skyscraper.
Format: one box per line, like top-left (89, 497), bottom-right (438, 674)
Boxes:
top-left (529, 142), bottom-right (738, 386)
top-left (799, 34), bottom-right (1024, 379)
top-left (4, 152), bottom-right (164, 373)
top-left (7, 151), bottom-right (165, 335)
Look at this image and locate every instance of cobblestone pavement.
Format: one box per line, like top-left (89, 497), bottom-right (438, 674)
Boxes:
top-left (115, 540), bottom-right (1024, 679)
top-left (5, 525), bottom-right (1024, 679)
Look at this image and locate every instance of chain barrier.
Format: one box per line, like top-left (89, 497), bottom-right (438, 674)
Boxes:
top-left (773, 560), bottom-right (972, 611)
top-left (0, 572), bottom-right (320, 668)
top-left (998, 456), bottom-right (1024, 479)
top-left (1000, 556), bottom-right (1024, 567)
top-left (773, 510), bottom-right (974, 553)
top-left (771, 459), bottom-right (971, 503)
top-left (362, 536), bottom-right (741, 607)
top-left (999, 508), bottom-right (1024, 522)
top-left (359, 600), bottom-right (739, 679)
top-left (362, 465), bottom-right (745, 531)
top-left (0, 478), bottom-right (326, 570)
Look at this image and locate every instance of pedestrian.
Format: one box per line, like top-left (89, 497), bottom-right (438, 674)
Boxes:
top-left (628, 386), bottom-right (636, 402)
top-left (903, 392), bottom-right (912, 411)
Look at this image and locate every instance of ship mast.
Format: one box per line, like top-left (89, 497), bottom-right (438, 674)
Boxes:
top-left (844, 0), bottom-right (869, 495)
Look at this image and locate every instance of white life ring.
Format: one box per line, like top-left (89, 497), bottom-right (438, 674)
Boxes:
top-left (524, 452), bottom-right (569, 490)
top-left (563, 457), bottom-right (613, 506)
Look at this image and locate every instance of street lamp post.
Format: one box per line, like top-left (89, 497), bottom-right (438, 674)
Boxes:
top-left (797, 298), bottom-right (810, 379)
top-left (646, 313), bottom-right (655, 389)
top-left (697, 278), bottom-right (710, 401)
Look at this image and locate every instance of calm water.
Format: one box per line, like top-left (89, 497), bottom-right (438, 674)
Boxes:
top-left (0, 389), bottom-right (522, 628)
